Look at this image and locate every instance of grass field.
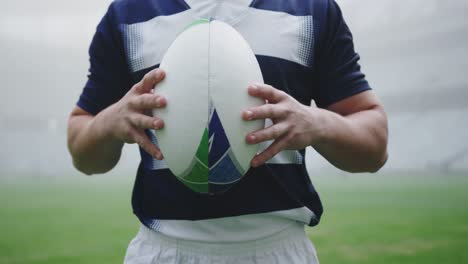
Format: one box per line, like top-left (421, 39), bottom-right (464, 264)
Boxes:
top-left (1, 174), bottom-right (467, 263)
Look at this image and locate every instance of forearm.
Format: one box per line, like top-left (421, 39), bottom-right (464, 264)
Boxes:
top-left (314, 106), bottom-right (388, 173)
top-left (67, 107), bottom-right (124, 175)
top-left (67, 69), bottom-right (167, 175)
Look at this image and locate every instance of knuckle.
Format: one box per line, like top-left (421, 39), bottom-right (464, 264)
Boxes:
top-left (135, 116), bottom-right (144, 128)
top-left (265, 105), bottom-right (275, 116)
top-left (274, 106), bottom-right (286, 119)
top-left (286, 132), bottom-right (296, 142)
top-left (272, 126), bottom-right (282, 138)
top-left (127, 97), bottom-right (138, 109)
top-left (123, 115), bottom-right (131, 125)
top-left (277, 90), bottom-right (288, 100)
top-left (266, 89), bottom-right (275, 97)
top-left (146, 118), bottom-right (155, 128)
top-left (144, 94), bottom-right (160, 108)
top-left (141, 95), bottom-right (152, 107)
top-left (124, 127), bottom-right (135, 140)
top-left (280, 106), bottom-right (291, 117)
top-left (142, 116), bottom-right (153, 128)
top-left (140, 139), bottom-right (150, 149)
top-left (273, 106), bottom-right (282, 117)
top-left (276, 92), bottom-right (284, 100)
top-left (143, 72), bottom-right (153, 82)
top-left (145, 116), bottom-right (154, 126)
top-left (130, 83), bottom-right (140, 93)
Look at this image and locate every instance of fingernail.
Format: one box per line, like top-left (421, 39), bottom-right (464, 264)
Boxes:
top-left (245, 111), bottom-right (253, 120)
top-left (249, 134), bottom-right (256, 143)
top-left (156, 153), bottom-right (163, 160)
top-left (153, 120), bottom-right (161, 129)
top-left (155, 98), bottom-right (162, 107)
top-left (155, 70), bottom-right (162, 80)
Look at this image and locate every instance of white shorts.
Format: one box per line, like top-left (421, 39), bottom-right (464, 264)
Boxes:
top-left (124, 222), bottom-right (320, 264)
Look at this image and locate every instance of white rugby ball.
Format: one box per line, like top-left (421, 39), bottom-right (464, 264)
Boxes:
top-left (152, 19), bottom-right (265, 194)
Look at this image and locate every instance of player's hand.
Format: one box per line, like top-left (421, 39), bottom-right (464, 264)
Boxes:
top-left (242, 83), bottom-right (326, 167)
top-left (104, 68), bottom-right (167, 160)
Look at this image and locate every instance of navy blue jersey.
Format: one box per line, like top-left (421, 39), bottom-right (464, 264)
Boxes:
top-left (77, 0), bottom-right (370, 238)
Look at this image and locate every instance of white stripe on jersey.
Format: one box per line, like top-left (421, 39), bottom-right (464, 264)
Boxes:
top-left (121, 6), bottom-right (314, 72)
top-left (144, 206), bottom-right (316, 242)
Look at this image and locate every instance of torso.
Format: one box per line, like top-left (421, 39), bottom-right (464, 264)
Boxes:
top-left (112, 0), bottom-right (324, 241)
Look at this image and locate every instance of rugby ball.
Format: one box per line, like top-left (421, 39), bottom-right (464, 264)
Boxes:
top-left (153, 19), bottom-right (265, 194)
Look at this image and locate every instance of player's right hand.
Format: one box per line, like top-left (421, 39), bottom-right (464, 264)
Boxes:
top-left (104, 68), bottom-right (167, 160)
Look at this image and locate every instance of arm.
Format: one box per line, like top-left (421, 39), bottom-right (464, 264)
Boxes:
top-left (67, 106), bottom-right (124, 175)
top-left (243, 84), bottom-right (388, 173)
top-left (67, 69), bottom-right (167, 175)
top-left (240, 0), bottom-right (387, 172)
top-left (314, 90), bottom-right (388, 172)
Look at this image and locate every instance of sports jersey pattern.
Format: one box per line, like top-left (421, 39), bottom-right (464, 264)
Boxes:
top-left (77, 0), bottom-right (371, 241)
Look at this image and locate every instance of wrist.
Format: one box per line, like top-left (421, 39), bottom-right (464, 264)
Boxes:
top-left (310, 107), bottom-right (334, 147)
top-left (91, 104), bottom-right (123, 146)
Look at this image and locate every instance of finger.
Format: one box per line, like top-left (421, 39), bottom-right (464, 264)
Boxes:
top-left (129, 114), bottom-right (164, 130)
top-left (133, 130), bottom-right (164, 160)
top-left (248, 83), bottom-right (286, 104)
top-left (246, 123), bottom-right (288, 144)
top-left (251, 137), bottom-right (289, 167)
top-left (133, 68), bottom-right (166, 94)
top-left (243, 104), bottom-right (287, 121)
top-left (129, 93), bottom-right (167, 110)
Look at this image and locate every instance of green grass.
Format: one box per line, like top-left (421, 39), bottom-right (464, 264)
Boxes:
top-left (308, 175), bottom-right (468, 264)
top-left (0, 179), bottom-right (137, 264)
top-left (1, 175), bottom-right (468, 263)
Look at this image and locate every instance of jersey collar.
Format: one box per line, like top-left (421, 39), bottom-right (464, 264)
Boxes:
top-left (184, 0), bottom-right (254, 24)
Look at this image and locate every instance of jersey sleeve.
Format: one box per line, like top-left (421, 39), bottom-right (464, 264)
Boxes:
top-left (313, 0), bottom-right (371, 108)
top-left (77, 4), bottom-right (132, 115)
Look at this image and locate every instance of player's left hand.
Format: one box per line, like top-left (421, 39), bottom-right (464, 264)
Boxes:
top-left (243, 83), bottom-right (327, 167)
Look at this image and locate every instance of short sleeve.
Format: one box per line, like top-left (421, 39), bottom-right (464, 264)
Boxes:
top-left (77, 5), bottom-right (132, 115)
top-left (313, 0), bottom-right (371, 108)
